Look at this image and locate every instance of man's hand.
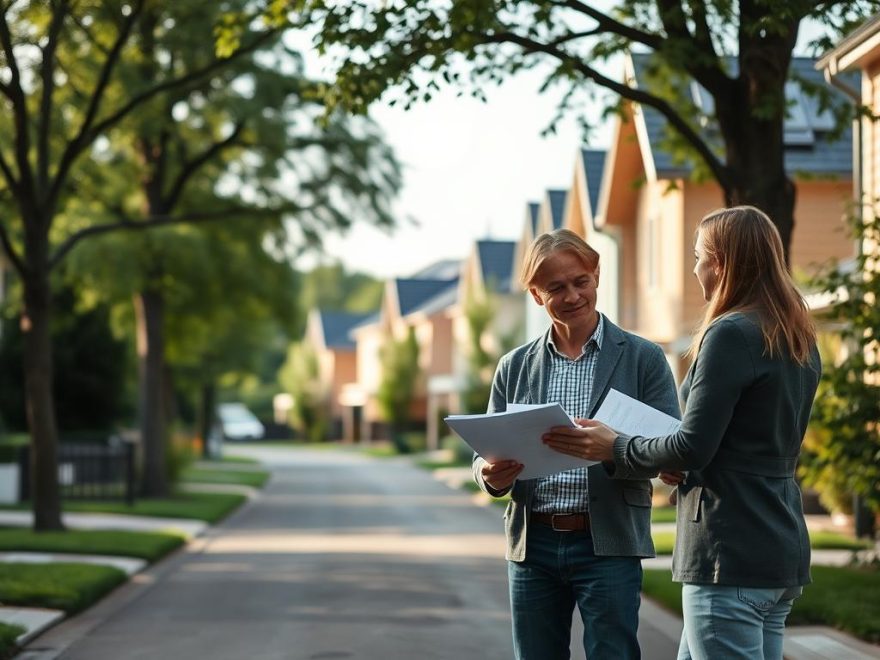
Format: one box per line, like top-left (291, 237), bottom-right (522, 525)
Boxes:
top-left (542, 418), bottom-right (617, 461)
top-left (481, 459), bottom-right (523, 492)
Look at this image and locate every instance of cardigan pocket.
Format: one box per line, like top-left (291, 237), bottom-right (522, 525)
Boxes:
top-left (681, 486), bottom-right (704, 522)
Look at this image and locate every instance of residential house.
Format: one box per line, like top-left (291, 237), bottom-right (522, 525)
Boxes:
top-left (350, 263), bottom-right (460, 443)
top-left (304, 308), bottom-right (373, 441)
top-left (592, 53), bottom-right (857, 380)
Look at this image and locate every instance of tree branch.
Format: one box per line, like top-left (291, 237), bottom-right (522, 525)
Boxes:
top-left (0, 148), bottom-right (19, 194)
top-left (0, 3), bottom-right (36, 207)
top-left (49, 27), bottom-right (276, 209)
top-left (38, 0), bottom-right (69, 192)
top-left (48, 204), bottom-right (294, 270)
top-left (164, 122), bottom-right (246, 209)
top-left (556, 0), bottom-right (664, 51)
top-left (48, 0), bottom-right (146, 210)
top-left (0, 220), bottom-right (25, 277)
top-left (484, 30), bottom-right (732, 189)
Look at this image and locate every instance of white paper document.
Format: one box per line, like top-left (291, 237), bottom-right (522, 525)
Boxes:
top-left (592, 388), bottom-right (682, 438)
top-left (444, 403), bottom-right (597, 480)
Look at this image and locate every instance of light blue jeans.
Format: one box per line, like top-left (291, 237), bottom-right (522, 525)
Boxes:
top-left (677, 583), bottom-right (803, 660)
top-left (508, 524), bottom-right (642, 659)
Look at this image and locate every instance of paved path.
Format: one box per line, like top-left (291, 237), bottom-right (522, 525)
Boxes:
top-left (20, 445), bottom-right (680, 660)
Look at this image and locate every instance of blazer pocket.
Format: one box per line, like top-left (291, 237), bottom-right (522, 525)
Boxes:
top-left (623, 487), bottom-right (652, 508)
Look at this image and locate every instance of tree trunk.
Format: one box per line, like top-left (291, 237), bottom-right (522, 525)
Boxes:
top-left (22, 265), bottom-right (64, 531)
top-left (135, 288), bottom-right (168, 497)
top-left (715, 14), bottom-right (799, 265)
top-left (198, 382), bottom-right (216, 459)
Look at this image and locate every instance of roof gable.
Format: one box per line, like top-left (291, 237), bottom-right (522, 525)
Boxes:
top-left (317, 310), bottom-right (373, 349)
top-left (395, 277), bottom-right (459, 316)
top-left (476, 240), bottom-right (516, 292)
top-left (629, 53), bottom-right (855, 178)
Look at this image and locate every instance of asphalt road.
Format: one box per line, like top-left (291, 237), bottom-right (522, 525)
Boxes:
top-left (22, 445), bottom-right (679, 660)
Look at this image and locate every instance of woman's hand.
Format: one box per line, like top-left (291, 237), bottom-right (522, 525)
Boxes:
top-left (480, 459), bottom-right (523, 492)
top-left (658, 470), bottom-right (685, 486)
top-left (542, 419), bottom-right (617, 462)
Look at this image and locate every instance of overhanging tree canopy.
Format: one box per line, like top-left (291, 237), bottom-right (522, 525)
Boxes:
top-left (292, 0), bottom-right (876, 260)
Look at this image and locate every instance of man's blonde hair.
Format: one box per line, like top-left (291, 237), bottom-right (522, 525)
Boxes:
top-left (519, 229), bottom-right (600, 289)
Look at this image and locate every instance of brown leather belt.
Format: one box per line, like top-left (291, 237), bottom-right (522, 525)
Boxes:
top-left (530, 512), bottom-right (590, 532)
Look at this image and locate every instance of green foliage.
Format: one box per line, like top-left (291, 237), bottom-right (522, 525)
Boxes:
top-left (52, 492), bottom-right (247, 524)
top-left (0, 529), bottom-right (185, 561)
top-left (0, 562), bottom-right (127, 614)
top-left (278, 341), bottom-right (329, 442)
top-left (801, 208), bottom-right (880, 514)
top-left (377, 327), bottom-right (421, 447)
top-left (0, 289), bottom-right (130, 433)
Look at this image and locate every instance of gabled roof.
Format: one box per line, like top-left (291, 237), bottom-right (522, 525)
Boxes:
top-left (410, 259), bottom-right (461, 280)
top-left (476, 239), bottom-right (516, 293)
top-left (580, 149), bottom-right (607, 216)
top-left (547, 189), bottom-right (568, 230)
top-left (527, 202), bottom-right (540, 235)
top-left (316, 310), bottom-right (373, 350)
top-left (394, 277), bottom-right (458, 316)
top-left (409, 279), bottom-right (459, 316)
top-left (629, 54), bottom-right (854, 178)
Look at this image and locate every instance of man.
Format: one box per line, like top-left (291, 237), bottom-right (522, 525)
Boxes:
top-left (473, 229), bottom-right (679, 659)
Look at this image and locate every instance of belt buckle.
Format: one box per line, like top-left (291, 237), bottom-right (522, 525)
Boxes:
top-left (551, 514), bottom-right (571, 532)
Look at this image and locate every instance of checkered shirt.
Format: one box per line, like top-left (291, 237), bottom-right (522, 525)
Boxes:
top-left (531, 314), bottom-right (604, 514)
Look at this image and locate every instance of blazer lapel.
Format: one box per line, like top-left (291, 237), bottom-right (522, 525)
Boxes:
top-left (526, 328), bottom-right (551, 404)
top-left (589, 319), bottom-right (625, 416)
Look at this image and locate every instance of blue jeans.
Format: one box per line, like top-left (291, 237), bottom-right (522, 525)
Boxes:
top-left (677, 584), bottom-right (803, 660)
top-left (508, 523), bottom-right (642, 659)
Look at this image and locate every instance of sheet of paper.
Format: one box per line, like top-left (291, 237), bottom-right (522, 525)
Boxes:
top-left (592, 388), bottom-right (682, 438)
top-left (445, 403), bottom-right (597, 480)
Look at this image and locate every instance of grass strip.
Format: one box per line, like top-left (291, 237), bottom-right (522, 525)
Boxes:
top-left (642, 566), bottom-right (880, 644)
top-left (61, 492), bottom-right (246, 524)
top-left (0, 562), bottom-right (126, 614)
top-left (181, 467), bottom-right (269, 488)
top-left (217, 454), bottom-right (260, 464)
top-left (0, 621), bottom-right (26, 660)
top-left (0, 528), bottom-right (184, 561)
top-left (651, 506), bottom-right (676, 524)
top-left (650, 530), bottom-right (871, 556)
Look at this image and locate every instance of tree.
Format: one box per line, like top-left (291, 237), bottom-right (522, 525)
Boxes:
top-left (298, 0), bottom-right (876, 261)
top-left (0, 1), bottom-right (396, 527)
top-left (800, 206), bottom-right (880, 537)
top-left (278, 340), bottom-right (329, 442)
top-left (62, 2), bottom-right (398, 496)
top-left (376, 327), bottom-right (420, 452)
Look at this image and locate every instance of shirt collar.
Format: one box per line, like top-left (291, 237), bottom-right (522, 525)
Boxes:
top-left (546, 313), bottom-right (604, 359)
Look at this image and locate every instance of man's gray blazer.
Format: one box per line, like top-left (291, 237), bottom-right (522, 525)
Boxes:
top-left (472, 316), bottom-right (680, 561)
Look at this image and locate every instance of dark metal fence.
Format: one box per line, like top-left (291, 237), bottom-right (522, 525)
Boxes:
top-left (18, 437), bottom-right (136, 505)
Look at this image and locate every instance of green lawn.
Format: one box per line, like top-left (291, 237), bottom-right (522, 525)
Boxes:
top-left (642, 566), bottom-right (880, 644)
top-left (217, 454), bottom-right (260, 464)
top-left (181, 467), bottom-right (269, 488)
top-left (0, 562), bottom-right (126, 614)
top-left (651, 506), bottom-right (677, 523)
top-left (0, 528), bottom-right (185, 561)
top-left (59, 492), bottom-right (245, 524)
top-left (651, 529), bottom-right (871, 555)
top-left (0, 621), bottom-right (25, 660)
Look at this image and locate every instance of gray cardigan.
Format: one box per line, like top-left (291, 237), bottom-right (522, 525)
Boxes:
top-left (612, 312), bottom-right (821, 587)
top-left (473, 316), bottom-right (680, 561)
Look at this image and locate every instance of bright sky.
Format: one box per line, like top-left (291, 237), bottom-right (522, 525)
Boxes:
top-left (316, 70), bottom-right (608, 279)
top-left (285, 16), bottom-right (614, 280)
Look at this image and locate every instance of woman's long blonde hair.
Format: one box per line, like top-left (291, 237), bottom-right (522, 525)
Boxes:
top-left (689, 206), bottom-right (816, 363)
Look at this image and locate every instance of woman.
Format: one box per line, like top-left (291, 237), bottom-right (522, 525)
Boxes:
top-left (543, 206), bottom-right (821, 659)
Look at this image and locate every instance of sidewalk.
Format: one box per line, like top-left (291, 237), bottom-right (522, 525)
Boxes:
top-left (428, 463), bottom-right (880, 659)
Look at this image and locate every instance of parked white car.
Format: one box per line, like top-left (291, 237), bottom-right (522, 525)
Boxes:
top-left (217, 403), bottom-right (265, 441)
